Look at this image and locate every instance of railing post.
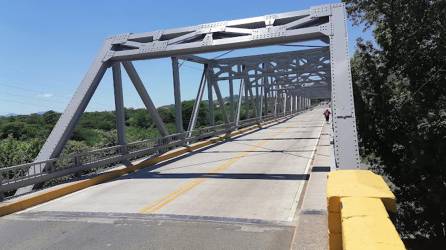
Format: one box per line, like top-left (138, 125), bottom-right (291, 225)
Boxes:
top-left (74, 155), bottom-right (82, 177)
top-left (0, 173), bottom-right (4, 201)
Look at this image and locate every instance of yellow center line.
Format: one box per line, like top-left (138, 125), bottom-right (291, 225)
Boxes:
top-left (138, 126), bottom-right (291, 214)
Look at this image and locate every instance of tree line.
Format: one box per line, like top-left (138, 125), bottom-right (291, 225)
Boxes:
top-left (0, 99), bottom-right (251, 168)
top-left (345, 0), bottom-right (446, 249)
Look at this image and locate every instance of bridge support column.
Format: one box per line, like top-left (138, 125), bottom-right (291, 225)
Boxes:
top-left (171, 57), bottom-right (183, 133)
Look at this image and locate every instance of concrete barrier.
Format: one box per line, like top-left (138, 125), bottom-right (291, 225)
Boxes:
top-left (326, 170), bottom-right (406, 250)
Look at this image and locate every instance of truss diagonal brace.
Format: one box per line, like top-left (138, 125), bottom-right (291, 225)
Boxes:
top-left (211, 79), bottom-right (229, 125)
top-left (122, 61), bottom-right (169, 137)
top-left (187, 65), bottom-right (208, 136)
top-left (16, 40), bottom-right (114, 195)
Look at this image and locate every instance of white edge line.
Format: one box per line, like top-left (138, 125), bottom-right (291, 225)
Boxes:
top-left (287, 119), bottom-right (325, 221)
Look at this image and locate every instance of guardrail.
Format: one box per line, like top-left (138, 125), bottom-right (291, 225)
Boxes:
top-left (0, 111), bottom-right (302, 200)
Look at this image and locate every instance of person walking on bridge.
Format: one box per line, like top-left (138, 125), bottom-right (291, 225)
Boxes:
top-left (323, 109), bottom-right (331, 123)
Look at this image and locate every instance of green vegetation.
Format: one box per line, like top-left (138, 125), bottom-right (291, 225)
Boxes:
top-left (344, 0), bottom-right (446, 248)
top-left (0, 99), bottom-right (253, 168)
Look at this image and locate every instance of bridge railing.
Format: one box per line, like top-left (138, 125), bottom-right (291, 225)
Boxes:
top-left (0, 112), bottom-right (299, 200)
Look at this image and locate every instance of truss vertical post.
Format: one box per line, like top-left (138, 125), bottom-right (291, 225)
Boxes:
top-left (290, 94), bottom-right (294, 113)
top-left (171, 57), bottom-right (183, 133)
top-left (122, 61), bottom-right (169, 137)
top-left (328, 6), bottom-right (362, 169)
top-left (259, 80), bottom-right (264, 120)
top-left (229, 77), bottom-right (235, 121)
top-left (187, 66), bottom-right (208, 136)
top-left (207, 70), bottom-right (215, 126)
top-left (273, 91), bottom-right (278, 116)
top-left (235, 79), bottom-right (244, 127)
top-left (112, 62), bottom-right (127, 152)
top-left (294, 95), bottom-right (298, 112)
top-left (263, 64), bottom-right (269, 115)
top-left (283, 92), bottom-right (287, 115)
top-left (255, 72), bottom-right (260, 118)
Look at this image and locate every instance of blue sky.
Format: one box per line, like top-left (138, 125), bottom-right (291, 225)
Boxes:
top-left (0, 0), bottom-right (373, 115)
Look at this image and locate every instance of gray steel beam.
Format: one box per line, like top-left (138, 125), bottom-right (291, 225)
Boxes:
top-left (122, 61), bottom-right (169, 137)
top-left (329, 4), bottom-right (360, 169)
top-left (213, 47), bottom-right (328, 64)
top-left (171, 57), bottom-right (184, 133)
top-left (112, 62), bottom-right (126, 148)
top-left (177, 55), bottom-right (212, 64)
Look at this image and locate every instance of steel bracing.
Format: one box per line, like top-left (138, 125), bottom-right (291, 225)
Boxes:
top-left (13, 3), bottom-right (360, 195)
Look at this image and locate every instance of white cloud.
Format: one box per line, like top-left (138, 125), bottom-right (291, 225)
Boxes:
top-left (37, 93), bottom-right (53, 98)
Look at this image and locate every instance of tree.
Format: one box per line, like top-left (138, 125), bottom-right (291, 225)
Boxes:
top-left (0, 136), bottom-right (42, 167)
top-left (344, 0), bottom-right (446, 248)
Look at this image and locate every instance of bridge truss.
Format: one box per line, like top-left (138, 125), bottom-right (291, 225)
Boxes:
top-left (15, 3), bottom-right (359, 195)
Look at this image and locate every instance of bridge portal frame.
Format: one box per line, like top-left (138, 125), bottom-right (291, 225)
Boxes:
top-left (21, 3), bottom-right (359, 194)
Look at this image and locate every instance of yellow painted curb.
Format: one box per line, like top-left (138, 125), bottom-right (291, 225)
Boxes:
top-left (329, 232), bottom-right (342, 250)
top-left (327, 170), bottom-right (396, 213)
top-left (0, 118), bottom-right (282, 217)
top-left (326, 170), bottom-right (405, 250)
top-left (341, 197), bottom-right (405, 250)
top-left (328, 211), bottom-right (341, 233)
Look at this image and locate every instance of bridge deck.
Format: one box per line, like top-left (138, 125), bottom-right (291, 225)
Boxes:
top-left (0, 107), bottom-right (329, 250)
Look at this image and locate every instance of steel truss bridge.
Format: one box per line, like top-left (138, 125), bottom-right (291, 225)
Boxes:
top-left (0, 3), bottom-right (367, 250)
top-left (0, 1), bottom-right (359, 199)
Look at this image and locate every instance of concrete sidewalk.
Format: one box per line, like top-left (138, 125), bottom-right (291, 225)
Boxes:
top-left (291, 120), bottom-right (333, 250)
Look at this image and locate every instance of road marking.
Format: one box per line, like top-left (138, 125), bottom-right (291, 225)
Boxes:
top-left (139, 126), bottom-right (290, 214)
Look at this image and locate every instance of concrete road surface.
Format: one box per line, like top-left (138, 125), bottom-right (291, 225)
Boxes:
top-left (0, 107), bottom-right (327, 250)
